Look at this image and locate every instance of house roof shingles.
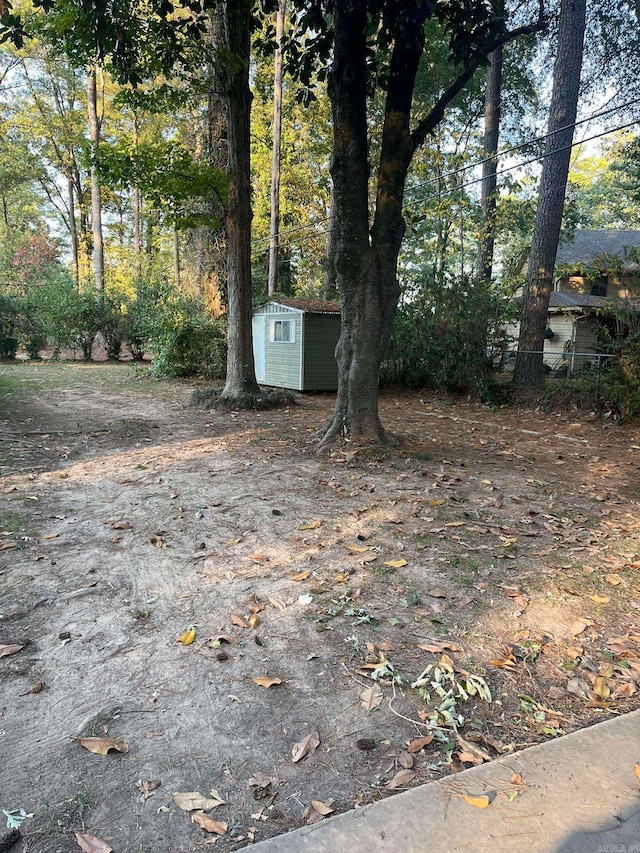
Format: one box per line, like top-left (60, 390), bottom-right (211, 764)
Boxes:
top-left (272, 298), bottom-right (341, 314)
top-left (555, 230), bottom-right (640, 268)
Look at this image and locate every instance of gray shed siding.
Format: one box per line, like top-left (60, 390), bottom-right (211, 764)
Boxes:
top-left (302, 314), bottom-right (340, 390)
top-left (263, 310), bottom-right (303, 389)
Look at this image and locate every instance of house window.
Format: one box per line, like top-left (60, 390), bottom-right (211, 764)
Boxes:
top-left (590, 276), bottom-right (608, 297)
top-left (269, 319), bottom-right (295, 343)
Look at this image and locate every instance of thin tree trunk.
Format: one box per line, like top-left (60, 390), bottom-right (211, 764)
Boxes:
top-left (514, 0), bottom-right (586, 387)
top-left (67, 177), bottom-right (79, 286)
top-left (221, 0), bottom-right (259, 400)
top-left (476, 45), bottom-right (503, 283)
top-left (132, 114), bottom-right (142, 282)
top-left (267, 0), bottom-right (285, 297)
top-left (173, 226), bottom-right (181, 288)
top-left (86, 68), bottom-right (104, 299)
top-left (322, 177), bottom-right (337, 300)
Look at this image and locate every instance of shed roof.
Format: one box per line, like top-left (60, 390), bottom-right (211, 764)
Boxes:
top-left (548, 292), bottom-right (640, 312)
top-left (556, 230), bottom-right (640, 268)
top-left (269, 298), bottom-right (340, 314)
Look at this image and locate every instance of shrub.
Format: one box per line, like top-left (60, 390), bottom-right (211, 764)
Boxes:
top-left (0, 293), bottom-right (18, 359)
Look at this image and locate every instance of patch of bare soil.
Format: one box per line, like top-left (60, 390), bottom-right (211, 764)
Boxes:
top-left (1, 363), bottom-right (639, 852)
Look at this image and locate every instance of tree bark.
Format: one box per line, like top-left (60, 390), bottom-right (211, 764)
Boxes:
top-left (221, 0), bottom-right (260, 400)
top-left (476, 45), bottom-right (503, 283)
top-left (320, 0), bottom-right (425, 446)
top-left (86, 68), bottom-right (105, 299)
top-left (267, 0), bottom-right (285, 297)
top-left (514, 0), bottom-right (586, 386)
top-left (132, 113), bottom-right (142, 283)
top-left (67, 176), bottom-right (79, 286)
top-left (322, 177), bottom-right (337, 300)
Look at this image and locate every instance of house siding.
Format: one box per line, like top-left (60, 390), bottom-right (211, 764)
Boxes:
top-left (263, 310), bottom-right (303, 389)
top-left (302, 314), bottom-right (340, 390)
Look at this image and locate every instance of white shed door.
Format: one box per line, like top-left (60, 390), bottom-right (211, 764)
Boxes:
top-left (252, 316), bottom-right (266, 382)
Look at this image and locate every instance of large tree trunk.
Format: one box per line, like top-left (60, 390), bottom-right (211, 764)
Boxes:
top-left (86, 68), bottom-right (105, 299)
top-left (476, 45), bottom-right (503, 283)
top-left (320, 0), bottom-right (424, 446)
top-left (221, 0), bottom-right (260, 400)
top-left (514, 0), bottom-right (586, 386)
top-left (267, 0), bottom-right (285, 297)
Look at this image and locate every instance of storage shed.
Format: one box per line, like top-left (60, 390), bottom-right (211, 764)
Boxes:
top-left (252, 298), bottom-right (341, 390)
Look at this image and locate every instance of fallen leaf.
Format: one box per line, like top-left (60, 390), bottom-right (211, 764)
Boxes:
top-left (292, 569), bottom-right (312, 581)
top-left (177, 627), bottom-right (196, 645)
top-left (74, 831), bottom-right (112, 853)
top-left (590, 594), bottom-right (610, 604)
top-left (569, 618), bottom-right (593, 636)
top-left (248, 772), bottom-right (279, 787)
top-left (310, 800), bottom-right (334, 816)
top-left (360, 683), bottom-right (383, 711)
top-left (0, 644), bottom-right (23, 658)
top-left (386, 769), bottom-right (415, 789)
top-left (41, 533), bottom-right (59, 540)
top-left (192, 813), bottom-right (227, 834)
top-left (334, 572), bottom-right (350, 583)
top-left (510, 773), bottom-right (522, 785)
top-left (136, 779), bottom-right (161, 801)
top-left (0, 541), bottom-right (17, 552)
top-left (249, 614), bottom-right (260, 629)
top-left (251, 675), bottom-right (282, 688)
top-left (77, 737), bottom-right (128, 756)
top-left (173, 792), bottom-right (226, 811)
top-left (416, 641), bottom-right (462, 654)
top-left (427, 588), bottom-right (448, 598)
top-left (344, 543), bottom-right (369, 554)
top-left (207, 633), bottom-right (239, 647)
top-left (606, 574), bottom-right (623, 586)
top-left (398, 751), bottom-right (414, 769)
top-left (407, 735), bottom-right (434, 752)
top-left (230, 614), bottom-right (250, 628)
top-left (428, 498), bottom-right (445, 507)
top-left (593, 676), bottom-right (611, 699)
top-left (291, 731), bottom-right (320, 763)
top-left (383, 559), bottom-right (408, 568)
top-left (299, 520), bottom-right (322, 530)
top-left (224, 537), bottom-right (241, 545)
top-left (462, 793), bottom-right (491, 809)
top-left (635, 764), bottom-right (640, 783)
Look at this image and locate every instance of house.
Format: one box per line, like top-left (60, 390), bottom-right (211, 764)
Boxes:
top-left (510, 230), bottom-right (640, 373)
top-left (252, 298), bottom-right (341, 390)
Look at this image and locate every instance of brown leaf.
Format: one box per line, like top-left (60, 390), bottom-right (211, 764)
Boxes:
top-left (251, 676), bottom-right (282, 688)
top-left (230, 614), bottom-right (250, 628)
top-left (0, 541), bottom-right (17, 552)
top-left (299, 520), bottom-right (322, 530)
top-left (407, 735), bottom-right (434, 752)
top-left (635, 764), bottom-right (640, 783)
top-left (136, 779), bottom-right (161, 801)
top-left (77, 737), bottom-right (128, 756)
top-left (192, 813), bottom-right (227, 834)
top-left (398, 751), bottom-right (414, 769)
top-left (0, 643), bottom-right (23, 658)
top-left (606, 574), bottom-right (623, 586)
top-left (416, 641), bottom-right (462, 654)
top-left (291, 731), bottom-right (320, 763)
top-left (510, 773), bottom-right (522, 785)
top-left (207, 633), bottom-right (239, 646)
top-left (173, 792), bottom-right (226, 811)
top-left (310, 800), bottom-right (334, 816)
top-left (249, 614), bottom-right (260, 629)
top-left (569, 618), bottom-right (593, 636)
top-left (291, 569), bottom-right (312, 581)
top-left (386, 769), bottom-right (415, 789)
top-left (383, 559), bottom-right (408, 568)
top-left (462, 793), bottom-right (492, 809)
top-left (427, 588), bottom-right (448, 598)
top-left (109, 521), bottom-right (132, 530)
top-left (268, 597), bottom-right (287, 610)
top-left (74, 832), bottom-right (112, 853)
top-left (360, 684), bottom-right (383, 711)
top-left (344, 543), bottom-right (370, 554)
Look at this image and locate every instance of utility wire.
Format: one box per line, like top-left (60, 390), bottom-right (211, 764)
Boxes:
top-left (251, 114), bottom-right (640, 254)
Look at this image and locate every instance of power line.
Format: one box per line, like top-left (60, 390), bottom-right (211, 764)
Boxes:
top-left (251, 114), bottom-right (640, 256)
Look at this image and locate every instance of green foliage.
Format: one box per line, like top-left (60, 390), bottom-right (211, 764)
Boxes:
top-left (132, 280), bottom-right (227, 378)
top-left (22, 276), bottom-right (101, 359)
top-left (0, 291), bottom-right (19, 359)
top-left (382, 275), bottom-right (508, 392)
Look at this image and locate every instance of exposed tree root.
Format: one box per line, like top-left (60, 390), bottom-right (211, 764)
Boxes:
top-left (190, 387), bottom-right (298, 411)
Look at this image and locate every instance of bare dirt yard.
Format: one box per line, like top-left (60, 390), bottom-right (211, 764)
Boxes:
top-left (1, 362), bottom-right (639, 853)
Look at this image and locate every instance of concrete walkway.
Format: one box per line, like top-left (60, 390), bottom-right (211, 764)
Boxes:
top-left (253, 711), bottom-right (640, 852)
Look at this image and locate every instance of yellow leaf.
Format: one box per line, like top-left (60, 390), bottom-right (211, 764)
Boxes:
top-left (334, 572), bottom-right (350, 582)
top-left (384, 559), bottom-right (408, 568)
top-left (590, 594), bottom-right (610, 604)
top-left (224, 537), bottom-right (241, 545)
top-left (249, 614), bottom-right (260, 629)
top-left (481, 479), bottom-right (492, 485)
top-left (428, 498), bottom-right (445, 507)
top-left (593, 676), bottom-right (610, 699)
top-left (178, 627), bottom-right (196, 645)
top-left (252, 676), bottom-right (282, 688)
top-left (344, 543), bottom-right (369, 554)
top-left (299, 520), bottom-right (322, 530)
top-left (77, 737), bottom-right (129, 756)
top-left (462, 793), bottom-right (491, 809)
top-left (292, 569), bottom-right (312, 581)
top-left (635, 764), bottom-right (640, 782)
